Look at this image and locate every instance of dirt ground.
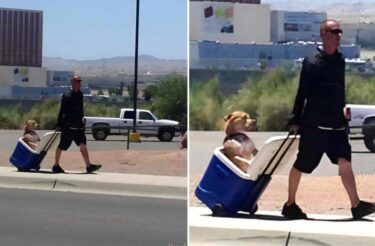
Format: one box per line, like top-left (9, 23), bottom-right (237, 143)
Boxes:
top-left (2, 149), bottom-right (187, 177)
top-left (190, 174), bottom-right (375, 216)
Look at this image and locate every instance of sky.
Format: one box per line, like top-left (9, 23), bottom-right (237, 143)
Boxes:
top-left (0, 0), bottom-right (187, 60)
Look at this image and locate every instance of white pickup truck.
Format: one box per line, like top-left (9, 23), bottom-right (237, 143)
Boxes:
top-left (85, 108), bottom-right (181, 141)
top-left (346, 104), bottom-right (375, 152)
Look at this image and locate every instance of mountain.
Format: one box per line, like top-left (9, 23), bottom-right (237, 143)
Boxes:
top-left (42, 55), bottom-right (187, 76)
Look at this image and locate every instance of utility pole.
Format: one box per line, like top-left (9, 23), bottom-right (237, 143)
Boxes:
top-left (129, 0), bottom-right (141, 142)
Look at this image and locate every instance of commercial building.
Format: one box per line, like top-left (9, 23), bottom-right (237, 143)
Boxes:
top-left (271, 11), bottom-right (326, 43)
top-left (190, 41), bottom-right (360, 70)
top-left (0, 8), bottom-right (43, 67)
top-left (190, 0), bottom-right (270, 44)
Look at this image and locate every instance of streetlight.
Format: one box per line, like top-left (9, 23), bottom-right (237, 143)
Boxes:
top-left (129, 0), bottom-right (141, 142)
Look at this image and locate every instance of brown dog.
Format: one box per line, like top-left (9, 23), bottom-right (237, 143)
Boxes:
top-left (223, 111), bottom-right (258, 173)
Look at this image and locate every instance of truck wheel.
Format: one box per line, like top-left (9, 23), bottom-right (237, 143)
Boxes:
top-left (158, 129), bottom-right (174, 142)
top-left (363, 118), bottom-right (375, 153)
top-left (93, 128), bottom-right (108, 141)
top-left (364, 132), bottom-right (375, 153)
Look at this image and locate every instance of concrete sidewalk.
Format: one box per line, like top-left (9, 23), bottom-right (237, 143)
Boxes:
top-left (0, 166), bottom-right (186, 200)
top-left (190, 207), bottom-right (375, 245)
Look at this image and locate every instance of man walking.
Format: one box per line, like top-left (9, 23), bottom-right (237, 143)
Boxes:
top-left (282, 19), bottom-right (375, 219)
top-left (52, 75), bottom-right (101, 174)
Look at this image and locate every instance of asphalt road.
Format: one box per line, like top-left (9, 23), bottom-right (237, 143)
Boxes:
top-left (190, 131), bottom-right (375, 176)
top-left (0, 130), bottom-right (181, 151)
top-left (0, 187), bottom-right (186, 246)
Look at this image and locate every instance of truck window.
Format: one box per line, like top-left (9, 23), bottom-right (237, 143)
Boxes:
top-left (139, 112), bottom-right (155, 121)
top-left (123, 111), bottom-right (135, 119)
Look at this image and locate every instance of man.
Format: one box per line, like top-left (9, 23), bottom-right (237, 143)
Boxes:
top-left (282, 19), bottom-right (375, 219)
top-left (52, 75), bottom-right (101, 174)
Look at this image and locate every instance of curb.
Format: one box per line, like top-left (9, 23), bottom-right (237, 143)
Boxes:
top-left (0, 167), bottom-right (187, 200)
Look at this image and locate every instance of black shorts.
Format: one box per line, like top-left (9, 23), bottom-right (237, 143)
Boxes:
top-left (58, 129), bottom-right (87, 151)
top-left (293, 126), bottom-right (351, 173)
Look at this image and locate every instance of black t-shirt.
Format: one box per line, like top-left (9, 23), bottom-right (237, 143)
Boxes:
top-left (289, 48), bottom-right (347, 128)
top-left (57, 90), bottom-right (84, 129)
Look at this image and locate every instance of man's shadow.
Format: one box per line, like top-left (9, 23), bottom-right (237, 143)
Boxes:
top-left (202, 212), bottom-right (373, 222)
top-left (15, 170), bottom-right (97, 175)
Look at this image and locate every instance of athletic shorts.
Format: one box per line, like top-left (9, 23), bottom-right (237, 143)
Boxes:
top-left (58, 129), bottom-right (87, 151)
top-left (293, 126), bottom-right (351, 174)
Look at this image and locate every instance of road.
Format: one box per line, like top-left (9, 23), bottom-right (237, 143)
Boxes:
top-left (190, 131), bottom-right (375, 176)
top-left (0, 130), bottom-right (181, 151)
top-left (0, 187), bottom-right (186, 246)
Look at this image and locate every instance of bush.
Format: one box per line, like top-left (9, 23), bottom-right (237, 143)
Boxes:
top-left (190, 77), bottom-right (224, 130)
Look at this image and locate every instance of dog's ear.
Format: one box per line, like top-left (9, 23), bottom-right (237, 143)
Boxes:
top-left (224, 114), bottom-right (232, 122)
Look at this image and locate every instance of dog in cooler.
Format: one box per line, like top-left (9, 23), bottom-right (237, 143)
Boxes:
top-left (222, 111), bottom-right (258, 173)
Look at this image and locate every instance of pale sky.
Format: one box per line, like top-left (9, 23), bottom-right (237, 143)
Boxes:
top-left (0, 0), bottom-right (187, 60)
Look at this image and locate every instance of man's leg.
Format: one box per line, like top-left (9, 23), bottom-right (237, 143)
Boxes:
top-left (55, 147), bottom-right (62, 166)
top-left (338, 157), bottom-right (375, 219)
top-left (79, 143), bottom-right (91, 167)
top-left (282, 166), bottom-right (307, 219)
top-left (287, 167), bottom-right (302, 204)
top-left (338, 158), bottom-right (360, 207)
top-left (52, 147), bottom-right (65, 173)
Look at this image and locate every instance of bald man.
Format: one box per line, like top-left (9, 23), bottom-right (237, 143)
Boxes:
top-left (53, 75), bottom-right (101, 174)
top-left (283, 19), bottom-right (375, 219)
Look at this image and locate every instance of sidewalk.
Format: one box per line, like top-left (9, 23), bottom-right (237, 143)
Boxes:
top-left (190, 207), bottom-right (375, 245)
top-left (0, 166), bottom-right (186, 200)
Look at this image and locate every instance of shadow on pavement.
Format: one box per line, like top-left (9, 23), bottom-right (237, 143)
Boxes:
top-left (201, 212), bottom-right (374, 222)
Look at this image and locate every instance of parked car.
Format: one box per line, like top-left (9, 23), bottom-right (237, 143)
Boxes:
top-left (346, 104), bottom-right (375, 152)
top-left (85, 108), bottom-right (181, 141)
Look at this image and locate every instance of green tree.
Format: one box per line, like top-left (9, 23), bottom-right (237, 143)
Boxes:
top-left (143, 84), bottom-right (158, 103)
top-left (151, 74), bottom-right (187, 126)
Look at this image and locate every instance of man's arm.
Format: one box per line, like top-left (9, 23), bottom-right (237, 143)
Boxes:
top-left (56, 94), bottom-right (66, 129)
top-left (289, 58), bottom-right (309, 128)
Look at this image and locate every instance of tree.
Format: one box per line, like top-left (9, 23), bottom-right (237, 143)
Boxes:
top-left (151, 74), bottom-right (187, 126)
top-left (143, 84), bottom-right (158, 103)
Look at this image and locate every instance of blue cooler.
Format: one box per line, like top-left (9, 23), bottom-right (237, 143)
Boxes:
top-left (195, 148), bottom-right (258, 215)
top-left (195, 135), bottom-right (299, 216)
top-left (10, 140), bottom-right (41, 171)
top-left (9, 132), bottom-right (60, 171)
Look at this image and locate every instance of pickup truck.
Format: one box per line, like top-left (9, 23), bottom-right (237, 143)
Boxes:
top-left (85, 108), bottom-right (181, 141)
top-left (346, 104), bottom-right (375, 152)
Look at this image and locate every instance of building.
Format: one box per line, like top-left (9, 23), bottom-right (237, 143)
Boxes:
top-left (271, 11), bottom-right (326, 43)
top-left (0, 8), bottom-right (43, 67)
top-left (190, 41), bottom-right (360, 70)
top-left (190, 0), bottom-right (270, 44)
top-left (47, 71), bottom-right (74, 86)
top-left (0, 65), bottom-right (47, 87)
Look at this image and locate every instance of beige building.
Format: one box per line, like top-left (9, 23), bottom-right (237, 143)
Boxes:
top-left (190, 1), bottom-right (270, 44)
top-left (0, 66), bottom-right (47, 87)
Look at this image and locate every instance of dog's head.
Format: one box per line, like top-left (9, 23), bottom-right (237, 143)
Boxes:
top-left (224, 111), bottom-right (257, 135)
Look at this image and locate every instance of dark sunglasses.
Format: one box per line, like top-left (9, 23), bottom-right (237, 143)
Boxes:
top-left (326, 29), bottom-right (343, 35)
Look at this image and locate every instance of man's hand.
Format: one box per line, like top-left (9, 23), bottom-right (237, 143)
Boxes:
top-left (290, 124), bottom-right (300, 135)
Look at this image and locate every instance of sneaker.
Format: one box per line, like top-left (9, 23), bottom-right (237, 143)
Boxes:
top-left (351, 200), bottom-right (375, 219)
top-left (86, 164), bottom-right (102, 174)
top-left (52, 165), bottom-right (65, 173)
top-left (281, 202), bottom-right (308, 219)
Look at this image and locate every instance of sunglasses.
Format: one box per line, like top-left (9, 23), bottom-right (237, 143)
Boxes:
top-left (326, 29), bottom-right (343, 35)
